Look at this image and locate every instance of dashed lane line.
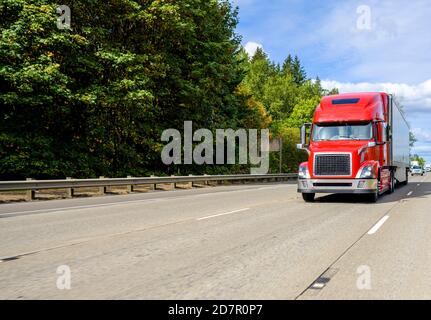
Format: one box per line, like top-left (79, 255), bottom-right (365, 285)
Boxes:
top-left (367, 215), bottom-right (390, 235)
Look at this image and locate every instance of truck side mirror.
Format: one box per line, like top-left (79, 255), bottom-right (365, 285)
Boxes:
top-left (297, 123), bottom-right (312, 150)
top-left (375, 122), bottom-right (387, 145)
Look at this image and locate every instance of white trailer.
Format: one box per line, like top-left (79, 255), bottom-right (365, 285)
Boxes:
top-left (388, 95), bottom-right (410, 184)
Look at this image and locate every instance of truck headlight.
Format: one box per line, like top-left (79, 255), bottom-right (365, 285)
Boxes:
top-left (357, 165), bottom-right (376, 179)
top-left (298, 164), bottom-right (310, 179)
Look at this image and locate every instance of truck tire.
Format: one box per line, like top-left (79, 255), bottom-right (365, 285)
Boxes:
top-left (302, 193), bottom-right (315, 202)
top-left (367, 191), bottom-right (379, 203)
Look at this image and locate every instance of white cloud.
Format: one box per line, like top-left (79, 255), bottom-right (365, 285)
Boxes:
top-left (321, 79), bottom-right (431, 115)
top-left (412, 128), bottom-right (431, 143)
top-left (413, 146), bottom-right (431, 152)
top-left (412, 128), bottom-right (431, 161)
top-left (236, 0), bottom-right (431, 82)
top-left (314, 0), bottom-right (431, 83)
top-left (244, 41), bottom-right (263, 58)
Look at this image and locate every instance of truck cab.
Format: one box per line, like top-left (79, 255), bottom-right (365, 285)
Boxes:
top-left (297, 92), bottom-right (410, 203)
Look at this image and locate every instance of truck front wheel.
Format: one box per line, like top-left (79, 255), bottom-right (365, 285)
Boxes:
top-left (367, 191), bottom-right (379, 203)
top-left (302, 193), bottom-right (315, 202)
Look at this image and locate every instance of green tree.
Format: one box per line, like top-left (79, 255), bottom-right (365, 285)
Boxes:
top-left (261, 73), bottom-right (298, 120)
top-left (0, 0), bottom-right (259, 179)
top-left (291, 55), bottom-right (307, 85)
top-left (411, 154), bottom-right (426, 167)
top-left (284, 96), bottom-right (321, 128)
top-left (242, 47), bottom-right (276, 104)
top-left (281, 54), bottom-right (293, 76)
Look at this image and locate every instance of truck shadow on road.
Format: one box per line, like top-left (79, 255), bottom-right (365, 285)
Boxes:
top-left (313, 182), bottom-right (431, 204)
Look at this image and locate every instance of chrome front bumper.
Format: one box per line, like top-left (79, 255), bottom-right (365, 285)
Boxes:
top-left (298, 179), bottom-right (378, 194)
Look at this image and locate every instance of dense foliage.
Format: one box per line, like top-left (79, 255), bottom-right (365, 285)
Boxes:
top-left (1, 0), bottom-right (334, 179)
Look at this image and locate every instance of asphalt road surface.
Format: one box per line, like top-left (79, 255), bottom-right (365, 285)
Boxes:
top-left (1, 174), bottom-right (430, 299)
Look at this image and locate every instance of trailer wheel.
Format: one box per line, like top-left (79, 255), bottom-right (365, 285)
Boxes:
top-left (401, 170), bottom-right (409, 186)
top-left (388, 172), bottom-right (395, 194)
top-left (302, 193), bottom-right (315, 202)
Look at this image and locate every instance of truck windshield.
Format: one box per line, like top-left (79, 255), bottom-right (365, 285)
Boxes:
top-left (312, 123), bottom-right (373, 141)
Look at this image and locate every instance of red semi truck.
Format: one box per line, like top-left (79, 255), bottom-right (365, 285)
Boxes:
top-left (297, 92), bottom-right (410, 203)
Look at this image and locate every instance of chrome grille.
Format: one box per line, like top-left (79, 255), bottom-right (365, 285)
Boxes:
top-left (314, 154), bottom-right (351, 176)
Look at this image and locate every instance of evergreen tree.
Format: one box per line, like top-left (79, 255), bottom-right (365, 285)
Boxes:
top-left (242, 47), bottom-right (274, 103)
top-left (251, 47), bottom-right (268, 63)
top-left (292, 55), bottom-right (307, 85)
top-left (282, 54), bottom-right (293, 76)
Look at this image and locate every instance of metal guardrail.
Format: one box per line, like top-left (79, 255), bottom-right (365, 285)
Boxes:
top-left (0, 174), bottom-right (298, 201)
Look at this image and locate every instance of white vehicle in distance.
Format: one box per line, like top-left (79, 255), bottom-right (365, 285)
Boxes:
top-left (425, 164), bottom-right (431, 172)
top-left (411, 165), bottom-right (424, 176)
top-left (411, 161), bottom-right (419, 167)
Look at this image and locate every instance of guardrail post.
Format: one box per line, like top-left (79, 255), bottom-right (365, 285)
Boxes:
top-left (188, 174), bottom-right (194, 188)
top-left (25, 178), bottom-right (35, 201)
top-left (127, 176), bottom-right (133, 193)
top-left (204, 174), bottom-right (208, 186)
top-left (66, 177), bottom-right (74, 198)
top-left (99, 176), bottom-right (106, 195)
top-left (171, 175), bottom-right (176, 190)
top-left (150, 175), bottom-right (156, 190)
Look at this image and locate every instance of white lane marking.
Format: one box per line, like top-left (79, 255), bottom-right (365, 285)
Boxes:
top-left (0, 198), bottom-right (164, 217)
top-left (407, 191), bottom-right (413, 196)
top-left (197, 208), bottom-right (250, 221)
top-left (311, 283), bottom-right (325, 289)
top-left (0, 185), bottom-right (292, 217)
top-left (367, 215), bottom-right (390, 235)
top-left (417, 184), bottom-right (421, 186)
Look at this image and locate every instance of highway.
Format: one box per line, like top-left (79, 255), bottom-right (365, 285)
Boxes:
top-left (1, 174), bottom-right (430, 300)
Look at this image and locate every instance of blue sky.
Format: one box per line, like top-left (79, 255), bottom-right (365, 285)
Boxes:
top-left (232, 0), bottom-right (431, 163)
